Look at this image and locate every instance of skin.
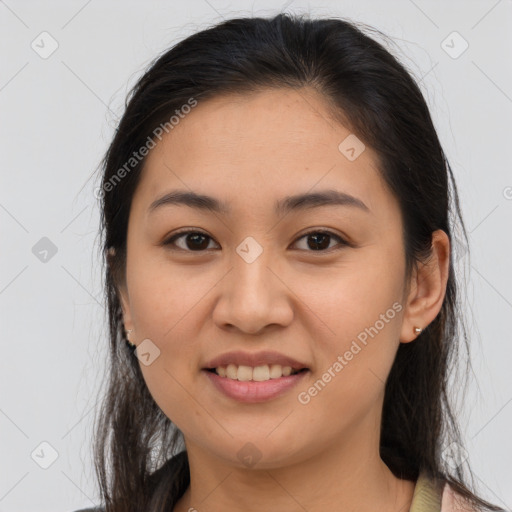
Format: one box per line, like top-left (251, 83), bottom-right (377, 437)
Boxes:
top-left (116, 87), bottom-right (450, 512)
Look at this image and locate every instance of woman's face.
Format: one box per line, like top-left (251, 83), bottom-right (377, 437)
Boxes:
top-left (119, 87), bottom-right (412, 468)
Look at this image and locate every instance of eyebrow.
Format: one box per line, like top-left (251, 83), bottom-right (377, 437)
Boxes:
top-left (147, 189), bottom-right (370, 216)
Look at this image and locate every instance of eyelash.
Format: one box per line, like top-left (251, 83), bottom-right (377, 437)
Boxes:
top-left (162, 228), bottom-right (351, 253)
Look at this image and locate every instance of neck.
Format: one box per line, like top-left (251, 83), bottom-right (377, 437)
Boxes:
top-left (173, 424), bottom-right (415, 512)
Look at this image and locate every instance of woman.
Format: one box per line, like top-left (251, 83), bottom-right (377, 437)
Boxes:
top-left (79, 12), bottom-right (504, 512)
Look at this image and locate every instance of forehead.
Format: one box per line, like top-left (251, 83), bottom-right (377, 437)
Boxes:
top-left (133, 87), bottom-right (393, 218)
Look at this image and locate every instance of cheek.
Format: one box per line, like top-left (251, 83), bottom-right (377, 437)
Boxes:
top-left (126, 247), bottom-right (209, 341)
top-left (294, 301), bottom-right (402, 440)
top-left (290, 251), bottom-right (404, 411)
top-left (140, 359), bottom-right (202, 438)
top-left (293, 248), bottom-right (404, 348)
top-left (131, 279), bottom-right (206, 433)
top-left (125, 258), bottom-right (206, 409)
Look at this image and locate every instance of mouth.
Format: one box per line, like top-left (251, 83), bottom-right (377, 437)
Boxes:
top-left (202, 350), bottom-right (309, 377)
top-left (201, 350), bottom-right (310, 402)
top-left (204, 364), bottom-right (308, 381)
top-left (202, 364), bottom-right (310, 403)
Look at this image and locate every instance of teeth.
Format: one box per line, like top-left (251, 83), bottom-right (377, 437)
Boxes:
top-left (253, 365), bottom-right (269, 381)
top-left (237, 365), bottom-right (252, 381)
top-left (214, 363), bottom-right (299, 381)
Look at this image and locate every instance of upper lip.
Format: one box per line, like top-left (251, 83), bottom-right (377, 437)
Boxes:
top-left (203, 350), bottom-right (309, 371)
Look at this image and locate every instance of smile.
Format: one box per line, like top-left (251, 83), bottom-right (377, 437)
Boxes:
top-left (202, 366), bottom-right (309, 403)
top-left (206, 363), bottom-right (307, 381)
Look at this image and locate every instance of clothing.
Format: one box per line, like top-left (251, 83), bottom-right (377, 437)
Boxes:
top-left (73, 468), bottom-right (475, 512)
top-left (411, 470), bottom-right (476, 512)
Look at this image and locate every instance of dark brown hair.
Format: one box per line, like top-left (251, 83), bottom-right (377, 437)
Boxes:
top-left (92, 12), bottom-right (503, 512)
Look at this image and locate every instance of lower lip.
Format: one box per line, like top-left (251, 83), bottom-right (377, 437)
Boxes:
top-left (202, 369), bottom-right (309, 403)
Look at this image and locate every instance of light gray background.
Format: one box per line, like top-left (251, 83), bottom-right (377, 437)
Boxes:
top-left (1, 1), bottom-right (511, 510)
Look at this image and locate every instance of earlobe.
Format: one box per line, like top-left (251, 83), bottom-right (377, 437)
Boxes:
top-left (106, 246), bottom-right (134, 333)
top-left (119, 292), bottom-right (136, 348)
top-left (399, 229), bottom-right (450, 343)
top-left (118, 285), bottom-right (133, 333)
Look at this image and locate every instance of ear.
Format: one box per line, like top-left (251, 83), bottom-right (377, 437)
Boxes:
top-left (118, 282), bottom-right (134, 333)
top-left (106, 246), bottom-right (134, 332)
top-left (399, 229), bottom-right (450, 343)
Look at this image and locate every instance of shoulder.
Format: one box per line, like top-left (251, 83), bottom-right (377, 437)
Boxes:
top-left (441, 482), bottom-right (478, 512)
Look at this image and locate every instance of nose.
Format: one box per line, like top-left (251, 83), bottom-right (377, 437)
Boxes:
top-left (212, 246), bottom-right (294, 335)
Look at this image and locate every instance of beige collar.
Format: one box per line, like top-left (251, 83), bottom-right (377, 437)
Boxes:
top-left (409, 470), bottom-right (444, 512)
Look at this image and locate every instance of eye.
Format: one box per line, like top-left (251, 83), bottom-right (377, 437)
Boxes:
top-left (291, 230), bottom-right (349, 252)
top-left (163, 229), bottom-right (219, 252)
top-left (163, 228), bottom-right (349, 253)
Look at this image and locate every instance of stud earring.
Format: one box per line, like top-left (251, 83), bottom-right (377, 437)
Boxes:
top-left (125, 328), bottom-right (136, 349)
top-left (413, 326), bottom-right (422, 335)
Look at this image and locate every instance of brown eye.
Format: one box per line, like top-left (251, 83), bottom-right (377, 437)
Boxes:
top-left (164, 230), bottom-right (218, 251)
top-left (292, 230), bottom-right (348, 252)
top-left (163, 229), bottom-right (349, 253)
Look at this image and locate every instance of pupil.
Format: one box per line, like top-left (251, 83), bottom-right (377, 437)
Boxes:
top-left (308, 233), bottom-right (329, 250)
top-left (187, 233), bottom-right (209, 250)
